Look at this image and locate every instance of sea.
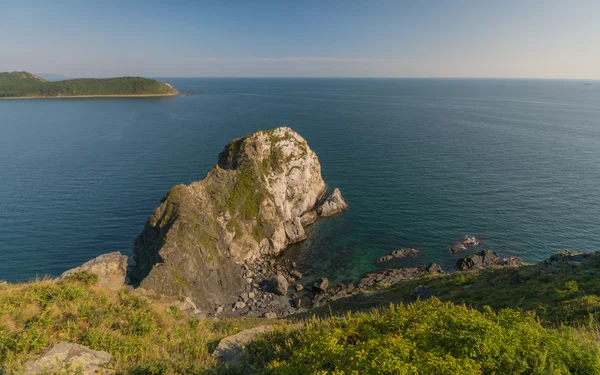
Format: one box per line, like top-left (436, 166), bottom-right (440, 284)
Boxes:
top-left (1, 78), bottom-right (600, 284)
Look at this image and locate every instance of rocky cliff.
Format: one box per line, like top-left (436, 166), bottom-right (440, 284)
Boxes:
top-left (129, 127), bottom-right (344, 310)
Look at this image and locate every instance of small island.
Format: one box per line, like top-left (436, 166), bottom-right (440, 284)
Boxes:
top-left (0, 71), bottom-right (178, 99)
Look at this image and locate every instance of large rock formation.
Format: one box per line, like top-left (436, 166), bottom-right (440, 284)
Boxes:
top-left (60, 252), bottom-right (127, 290)
top-left (129, 127), bottom-right (344, 310)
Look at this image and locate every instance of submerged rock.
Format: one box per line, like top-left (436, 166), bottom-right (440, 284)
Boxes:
top-left (316, 188), bottom-right (348, 217)
top-left (128, 127), bottom-right (329, 310)
top-left (456, 249), bottom-right (499, 271)
top-left (60, 252), bottom-right (127, 290)
top-left (24, 342), bottom-right (111, 375)
top-left (378, 248), bottom-right (420, 263)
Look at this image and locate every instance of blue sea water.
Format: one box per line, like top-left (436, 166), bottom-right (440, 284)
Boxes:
top-left (1, 78), bottom-right (600, 284)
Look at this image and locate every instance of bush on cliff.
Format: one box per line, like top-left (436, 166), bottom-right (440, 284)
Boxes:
top-left (244, 298), bottom-right (600, 375)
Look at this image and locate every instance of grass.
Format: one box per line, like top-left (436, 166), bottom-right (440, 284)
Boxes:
top-left (239, 298), bottom-right (600, 374)
top-left (3, 254), bottom-right (600, 374)
top-left (0, 277), bottom-right (270, 374)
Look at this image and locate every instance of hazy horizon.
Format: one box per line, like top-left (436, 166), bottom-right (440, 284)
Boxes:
top-left (3, 0), bottom-right (600, 79)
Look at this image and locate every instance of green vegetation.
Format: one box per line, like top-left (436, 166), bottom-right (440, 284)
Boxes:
top-left (2, 254), bottom-right (600, 374)
top-left (0, 71), bottom-right (177, 98)
top-left (243, 299), bottom-right (599, 374)
top-left (312, 254), bottom-right (600, 326)
top-left (0, 278), bottom-right (267, 374)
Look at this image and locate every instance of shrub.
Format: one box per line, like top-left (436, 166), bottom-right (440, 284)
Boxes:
top-left (244, 298), bottom-right (600, 374)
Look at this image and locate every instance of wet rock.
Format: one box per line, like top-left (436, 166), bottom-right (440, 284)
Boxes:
top-left (501, 257), bottom-right (522, 267)
top-left (316, 188), bottom-right (348, 217)
top-left (60, 252), bottom-right (127, 290)
top-left (313, 278), bottom-right (329, 293)
top-left (24, 342), bottom-right (111, 375)
top-left (410, 285), bottom-right (432, 300)
top-left (290, 270), bottom-right (303, 280)
top-left (456, 249), bottom-right (499, 271)
top-left (450, 235), bottom-right (479, 254)
top-left (377, 255), bottom-right (394, 263)
top-left (426, 263), bottom-right (443, 273)
top-left (271, 274), bottom-right (289, 296)
top-left (392, 248), bottom-right (419, 258)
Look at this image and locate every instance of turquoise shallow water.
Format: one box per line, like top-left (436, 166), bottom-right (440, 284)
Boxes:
top-left (1, 78), bottom-right (600, 284)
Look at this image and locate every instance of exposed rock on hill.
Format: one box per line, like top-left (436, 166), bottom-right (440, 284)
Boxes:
top-left (456, 249), bottom-right (499, 271)
top-left (129, 127), bottom-right (347, 310)
top-left (60, 252), bottom-right (127, 290)
top-left (24, 342), bottom-right (111, 375)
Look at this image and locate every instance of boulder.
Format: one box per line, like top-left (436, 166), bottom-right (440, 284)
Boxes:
top-left (449, 235), bottom-right (479, 254)
top-left (316, 188), bottom-right (348, 217)
top-left (271, 274), bottom-right (289, 296)
top-left (212, 325), bottom-right (276, 365)
top-left (60, 252), bottom-right (127, 290)
top-left (128, 127), bottom-right (329, 310)
top-left (410, 285), bottom-right (432, 300)
top-left (456, 249), bottom-right (499, 271)
top-left (377, 255), bottom-right (394, 263)
top-left (171, 296), bottom-right (203, 319)
top-left (263, 312), bottom-right (277, 319)
top-left (313, 278), bottom-right (329, 293)
top-left (426, 263), bottom-right (443, 273)
top-left (290, 270), bottom-right (303, 280)
top-left (501, 257), bottom-right (522, 267)
top-left (294, 284), bottom-right (304, 292)
top-left (24, 342), bottom-right (111, 375)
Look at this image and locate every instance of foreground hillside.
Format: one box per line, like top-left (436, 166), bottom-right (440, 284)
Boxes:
top-left (2, 251), bottom-right (600, 374)
top-left (0, 71), bottom-right (178, 98)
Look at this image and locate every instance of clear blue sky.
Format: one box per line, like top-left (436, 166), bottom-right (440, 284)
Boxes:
top-left (1, 0), bottom-right (599, 78)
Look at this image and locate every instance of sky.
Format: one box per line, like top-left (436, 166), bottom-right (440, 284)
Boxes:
top-left (1, 0), bottom-right (599, 78)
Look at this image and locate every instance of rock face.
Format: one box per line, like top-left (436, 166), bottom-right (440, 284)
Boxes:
top-left (317, 188), bottom-right (348, 217)
top-left (60, 252), bottom-right (127, 290)
top-left (456, 249), bottom-right (499, 271)
top-left (24, 342), bottom-right (111, 375)
top-left (128, 128), bottom-right (334, 310)
top-left (212, 325), bottom-right (279, 365)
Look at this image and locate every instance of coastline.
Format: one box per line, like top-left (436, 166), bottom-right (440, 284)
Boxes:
top-left (0, 93), bottom-right (179, 100)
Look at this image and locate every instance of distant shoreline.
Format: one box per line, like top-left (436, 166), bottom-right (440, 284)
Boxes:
top-left (0, 93), bottom-right (179, 100)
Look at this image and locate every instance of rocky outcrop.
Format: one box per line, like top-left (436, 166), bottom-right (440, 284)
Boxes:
top-left (212, 325), bottom-right (277, 365)
top-left (312, 263), bottom-right (442, 307)
top-left (128, 128), bottom-right (346, 310)
top-left (316, 188), bottom-right (348, 217)
top-left (449, 235), bottom-right (479, 254)
top-left (60, 252), bottom-right (127, 290)
top-left (378, 248), bottom-right (419, 263)
top-left (456, 249), bottom-right (499, 271)
top-left (24, 342), bottom-right (111, 375)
